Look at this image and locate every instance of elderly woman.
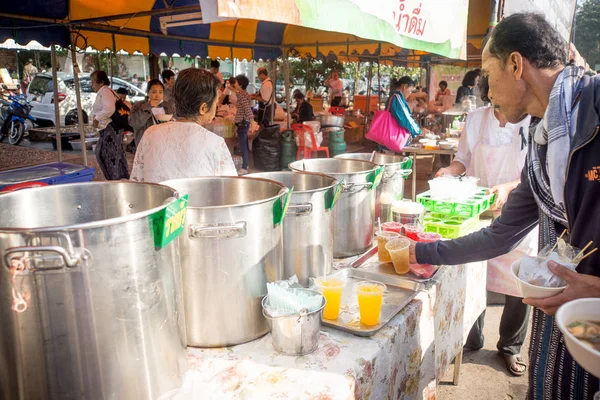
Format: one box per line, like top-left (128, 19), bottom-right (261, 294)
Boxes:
top-left (130, 68), bottom-right (237, 182)
top-left (128, 79), bottom-right (174, 150)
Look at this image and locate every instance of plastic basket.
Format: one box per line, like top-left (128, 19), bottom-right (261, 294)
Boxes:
top-left (423, 213), bottom-right (480, 239)
top-left (416, 188), bottom-right (495, 218)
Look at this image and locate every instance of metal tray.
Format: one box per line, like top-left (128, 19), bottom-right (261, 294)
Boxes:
top-left (310, 268), bottom-right (422, 336)
top-left (334, 245), bottom-right (442, 283)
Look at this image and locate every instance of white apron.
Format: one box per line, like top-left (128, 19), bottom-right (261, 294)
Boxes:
top-left (466, 111), bottom-right (538, 297)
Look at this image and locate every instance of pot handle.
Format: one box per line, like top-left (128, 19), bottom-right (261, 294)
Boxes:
top-left (4, 245), bottom-right (89, 271)
top-left (341, 182), bottom-right (373, 193)
top-left (189, 221), bottom-right (247, 239)
top-left (381, 168), bottom-right (412, 182)
top-left (286, 202), bottom-right (313, 216)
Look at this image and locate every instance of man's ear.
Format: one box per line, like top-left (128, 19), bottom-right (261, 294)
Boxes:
top-left (509, 52), bottom-right (524, 81)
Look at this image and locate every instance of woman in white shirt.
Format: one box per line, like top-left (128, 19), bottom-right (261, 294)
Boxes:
top-left (436, 78), bottom-right (537, 376)
top-left (324, 70), bottom-right (343, 106)
top-left (91, 70), bottom-right (130, 180)
top-left (130, 68), bottom-right (237, 183)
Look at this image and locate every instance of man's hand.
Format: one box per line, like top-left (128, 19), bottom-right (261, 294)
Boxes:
top-left (523, 261), bottom-right (600, 315)
top-left (435, 167), bottom-right (451, 178)
top-left (409, 240), bottom-right (418, 264)
top-left (488, 181), bottom-right (519, 211)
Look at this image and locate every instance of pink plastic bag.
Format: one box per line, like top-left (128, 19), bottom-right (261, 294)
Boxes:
top-left (365, 110), bottom-right (411, 152)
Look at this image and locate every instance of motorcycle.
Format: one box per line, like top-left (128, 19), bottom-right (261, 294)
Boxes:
top-left (0, 94), bottom-right (35, 145)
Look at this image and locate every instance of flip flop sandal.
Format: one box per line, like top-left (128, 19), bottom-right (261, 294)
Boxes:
top-left (501, 353), bottom-right (527, 376)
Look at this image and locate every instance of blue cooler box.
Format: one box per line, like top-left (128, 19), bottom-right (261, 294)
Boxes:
top-left (0, 162), bottom-right (95, 191)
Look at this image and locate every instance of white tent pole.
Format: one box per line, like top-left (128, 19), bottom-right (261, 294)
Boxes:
top-left (51, 45), bottom-right (62, 162)
top-left (70, 31), bottom-right (88, 166)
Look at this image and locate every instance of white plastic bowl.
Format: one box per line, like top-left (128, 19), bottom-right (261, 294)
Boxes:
top-left (556, 298), bottom-right (600, 378)
top-left (511, 259), bottom-right (566, 299)
top-left (438, 141), bottom-right (454, 150)
top-left (156, 114), bottom-right (173, 122)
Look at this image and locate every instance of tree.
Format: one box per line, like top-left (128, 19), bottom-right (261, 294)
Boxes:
top-left (574, 0), bottom-right (600, 69)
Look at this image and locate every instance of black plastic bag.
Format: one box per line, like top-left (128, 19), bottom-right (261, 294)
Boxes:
top-left (253, 125), bottom-right (281, 171)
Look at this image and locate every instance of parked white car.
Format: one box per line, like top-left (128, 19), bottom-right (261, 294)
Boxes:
top-left (26, 73), bottom-right (146, 127)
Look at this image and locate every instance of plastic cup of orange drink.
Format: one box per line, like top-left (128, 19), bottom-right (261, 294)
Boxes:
top-left (385, 238), bottom-right (411, 274)
top-left (315, 277), bottom-right (344, 320)
top-left (354, 281), bottom-right (386, 326)
top-left (376, 230), bottom-right (401, 263)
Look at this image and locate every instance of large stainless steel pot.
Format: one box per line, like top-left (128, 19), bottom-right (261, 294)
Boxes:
top-left (0, 182), bottom-right (187, 400)
top-left (289, 159), bottom-right (383, 257)
top-left (250, 171), bottom-right (340, 286)
top-left (316, 114), bottom-right (345, 128)
top-left (162, 177), bottom-right (289, 347)
top-left (335, 153), bottom-right (412, 222)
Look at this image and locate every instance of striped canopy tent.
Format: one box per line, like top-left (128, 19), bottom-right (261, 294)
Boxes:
top-left (0, 0), bottom-right (491, 63)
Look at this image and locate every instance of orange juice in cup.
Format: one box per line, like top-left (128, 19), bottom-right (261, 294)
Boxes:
top-left (315, 277), bottom-right (344, 320)
top-left (385, 238), bottom-right (411, 274)
top-left (355, 281), bottom-right (386, 326)
top-left (376, 230), bottom-right (401, 263)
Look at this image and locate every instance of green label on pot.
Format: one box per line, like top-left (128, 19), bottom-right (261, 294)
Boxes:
top-left (273, 187), bottom-right (293, 226)
top-left (366, 165), bottom-right (384, 190)
top-left (149, 195), bottom-right (188, 249)
top-left (324, 181), bottom-right (343, 210)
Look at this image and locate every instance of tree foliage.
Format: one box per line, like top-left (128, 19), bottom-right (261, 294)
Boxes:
top-left (574, 0), bottom-right (600, 68)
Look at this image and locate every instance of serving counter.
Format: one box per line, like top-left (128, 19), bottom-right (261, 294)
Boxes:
top-left (169, 261), bottom-right (487, 400)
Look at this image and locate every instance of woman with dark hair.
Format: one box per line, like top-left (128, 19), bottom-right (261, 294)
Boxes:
top-left (91, 70), bottom-right (114, 130)
top-left (233, 74), bottom-right (253, 175)
top-left (455, 70), bottom-right (480, 104)
top-left (387, 76), bottom-right (421, 138)
top-left (291, 91), bottom-right (314, 124)
top-left (128, 79), bottom-right (174, 149)
top-left (131, 68), bottom-right (237, 182)
top-left (435, 80), bottom-right (451, 102)
top-left (91, 70), bottom-right (130, 180)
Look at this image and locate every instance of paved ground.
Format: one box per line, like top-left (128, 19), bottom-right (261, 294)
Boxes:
top-left (438, 303), bottom-right (531, 400)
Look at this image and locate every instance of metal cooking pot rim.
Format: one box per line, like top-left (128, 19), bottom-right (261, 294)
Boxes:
top-left (0, 181), bottom-right (179, 233)
top-left (335, 153), bottom-right (409, 167)
top-left (288, 159), bottom-right (380, 175)
top-left (162, 176), bottom-right (289, 210)
top-left (248, 171), bottom-right (338, 195)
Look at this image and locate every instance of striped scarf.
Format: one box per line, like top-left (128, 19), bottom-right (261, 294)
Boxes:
top-left (527, 65), bottom-right (584, 226)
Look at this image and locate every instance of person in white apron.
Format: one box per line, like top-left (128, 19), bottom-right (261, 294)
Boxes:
top-left (436, 105), bottom-right (538, 376)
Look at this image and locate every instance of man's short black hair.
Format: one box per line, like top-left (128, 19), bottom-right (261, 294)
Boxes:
top-left (210, 60), bottom-right (220, 69)
top-left (487, 13), bottom-right (567, 69)
top-left (439, 80), bottom-right (448, 89)
top-left (116, 87), bottom-right (128, 95)
top-left (235, 74), bottom-right (249, 90)
top-left (161, 69), bottom-right (175, 82)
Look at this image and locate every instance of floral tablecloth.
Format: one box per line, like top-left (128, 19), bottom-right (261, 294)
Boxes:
top-left (164, 261), bottom-right (486, 400)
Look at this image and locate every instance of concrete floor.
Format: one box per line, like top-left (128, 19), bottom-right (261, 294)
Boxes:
top-left (438, 304), bottom-right (531, 400)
